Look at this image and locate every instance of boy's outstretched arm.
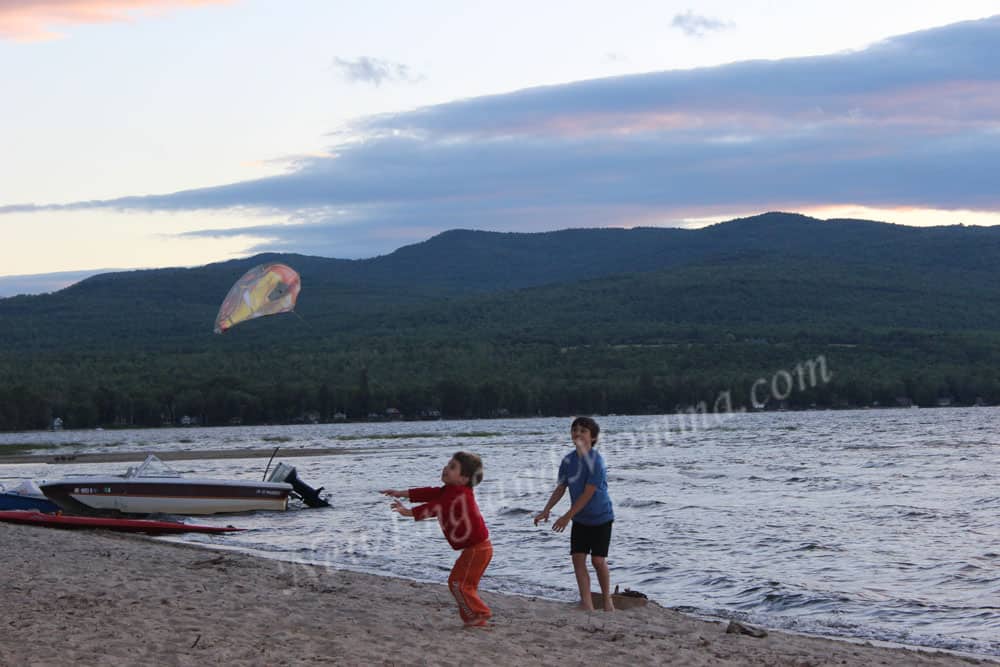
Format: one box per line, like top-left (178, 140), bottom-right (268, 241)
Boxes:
top-left (552, 484), bottom-right (596, 533)
top-left (381, 489), bottom-right (409, 498)
top-left (534, 484), bottom-right (567, 525)
top-left (390, 499), bottom-right (414, 517)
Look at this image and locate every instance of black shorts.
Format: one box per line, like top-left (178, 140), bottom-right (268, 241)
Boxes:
top-left (570, 520), bottom-right (613, 557)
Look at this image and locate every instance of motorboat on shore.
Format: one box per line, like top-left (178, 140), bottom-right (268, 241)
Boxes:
top-left (39, 455), bottom-right (293, 516)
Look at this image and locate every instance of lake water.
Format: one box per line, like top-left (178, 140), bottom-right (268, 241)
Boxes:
top-left (1, 408), bottom-right (997, 657)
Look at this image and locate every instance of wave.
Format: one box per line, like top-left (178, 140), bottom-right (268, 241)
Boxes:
top-left (497, 507), bottom-right (535, 516)
top-left (785, 542), bottom-right (844, 553)
top-left (617, 498), bottom-right (667, 508)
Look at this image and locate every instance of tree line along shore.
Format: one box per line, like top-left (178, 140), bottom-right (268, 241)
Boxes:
top-left (2, 332), bottom-right (998, 432)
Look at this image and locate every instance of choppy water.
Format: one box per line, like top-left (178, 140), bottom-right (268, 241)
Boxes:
top-left (2, 408), bottom-right (998, 656)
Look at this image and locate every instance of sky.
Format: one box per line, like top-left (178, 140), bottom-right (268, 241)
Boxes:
top-left (2, 1), bottom-right (999, 296)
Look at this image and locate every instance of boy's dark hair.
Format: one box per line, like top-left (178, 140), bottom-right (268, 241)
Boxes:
top-left (571, 416), bottom-right (600, 443)
top-left (452, 451), bottom-right (484, 487)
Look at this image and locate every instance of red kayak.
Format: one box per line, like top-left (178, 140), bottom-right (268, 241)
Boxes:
top-left (0, 510), bottom-right (242, 534)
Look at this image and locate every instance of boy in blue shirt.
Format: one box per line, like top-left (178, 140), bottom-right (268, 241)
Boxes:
top-left (534, 416), bottom-right (615, 611)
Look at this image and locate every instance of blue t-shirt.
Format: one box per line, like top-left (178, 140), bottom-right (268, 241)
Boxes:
top-left (558, 448), bottom-right (614, 526)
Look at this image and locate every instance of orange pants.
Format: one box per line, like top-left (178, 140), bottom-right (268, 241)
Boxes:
top-left (448, 539), bottom-right (493, 624)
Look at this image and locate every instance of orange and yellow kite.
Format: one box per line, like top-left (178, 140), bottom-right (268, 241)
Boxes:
top-left (213, 263), bottom-right (301, 334)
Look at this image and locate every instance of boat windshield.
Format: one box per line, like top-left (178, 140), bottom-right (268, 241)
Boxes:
top-left (125, 455), bottom-right (182, 479)
top-left (8, 479), bottom-right (46, 496)
top-left (1, 479), bottom-right (47, 496)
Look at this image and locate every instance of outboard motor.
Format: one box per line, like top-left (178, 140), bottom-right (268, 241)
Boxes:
top-left (267, 463), bottom-right (330, 508)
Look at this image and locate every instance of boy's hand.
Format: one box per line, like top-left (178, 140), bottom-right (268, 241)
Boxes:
top-left (552, 514), bottom-right (571, 532)
top-left (533, 509), bottom-right (550, 526)
top-left (381, 489), bottom-right (407, 498)
top-left (390, 499), bottom-right (414, 517)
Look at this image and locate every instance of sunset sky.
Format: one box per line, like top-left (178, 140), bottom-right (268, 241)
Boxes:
top-left (2, 1), bottom-right (998, 295)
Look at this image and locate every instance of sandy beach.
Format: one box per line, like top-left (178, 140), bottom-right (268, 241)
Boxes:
top-left (1, 523), bottom-right (991, 666)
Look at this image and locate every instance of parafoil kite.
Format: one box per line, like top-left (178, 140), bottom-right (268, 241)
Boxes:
top-left (213, 263), bottom-right (301, 334)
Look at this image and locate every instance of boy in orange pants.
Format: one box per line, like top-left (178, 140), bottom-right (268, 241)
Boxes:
top-left (383, 451), bottom-right (493, 626)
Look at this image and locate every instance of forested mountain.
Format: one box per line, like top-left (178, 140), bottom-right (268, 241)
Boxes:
top-left (2, 212), bottom-right (999, 430)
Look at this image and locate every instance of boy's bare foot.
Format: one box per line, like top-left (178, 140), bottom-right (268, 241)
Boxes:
top-left (464, 614), bottom-right (492, 628)
top-left (577, 602), bottom-right (596, 611)
top-left (603, 602), bottom-right (616, 612)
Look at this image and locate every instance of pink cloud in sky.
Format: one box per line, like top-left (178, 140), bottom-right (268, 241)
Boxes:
top-left (0, 0), bottom-right (232, 41)
top-left (852, 80), bottom-right (1000, 127)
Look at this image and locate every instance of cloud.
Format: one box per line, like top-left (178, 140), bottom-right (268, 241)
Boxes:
top-left (0, 0), bottom-right (231, 42)
top-left (671, 10), bottom-right (733, 38)
top-left (333, 56), bottom-right (424, 86)
top-left (4, 16), bottom-right (1000, 258)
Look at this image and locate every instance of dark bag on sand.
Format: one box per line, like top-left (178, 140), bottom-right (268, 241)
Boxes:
top-left (617, 587), bottom-right (648, 599)
top-left (590, 586), bottom-right (649, 609)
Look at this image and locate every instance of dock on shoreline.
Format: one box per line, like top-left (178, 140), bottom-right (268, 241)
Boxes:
top-left (0, 446), bottom-right (363, 465)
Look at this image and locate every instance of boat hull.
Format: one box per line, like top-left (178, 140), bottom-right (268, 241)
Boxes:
top-left (0, 493), bottom-right (60, 513)
top-left (0, 510), bottom-right (242, 534)
top-left (39, 478), bottom-right (291, 515)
